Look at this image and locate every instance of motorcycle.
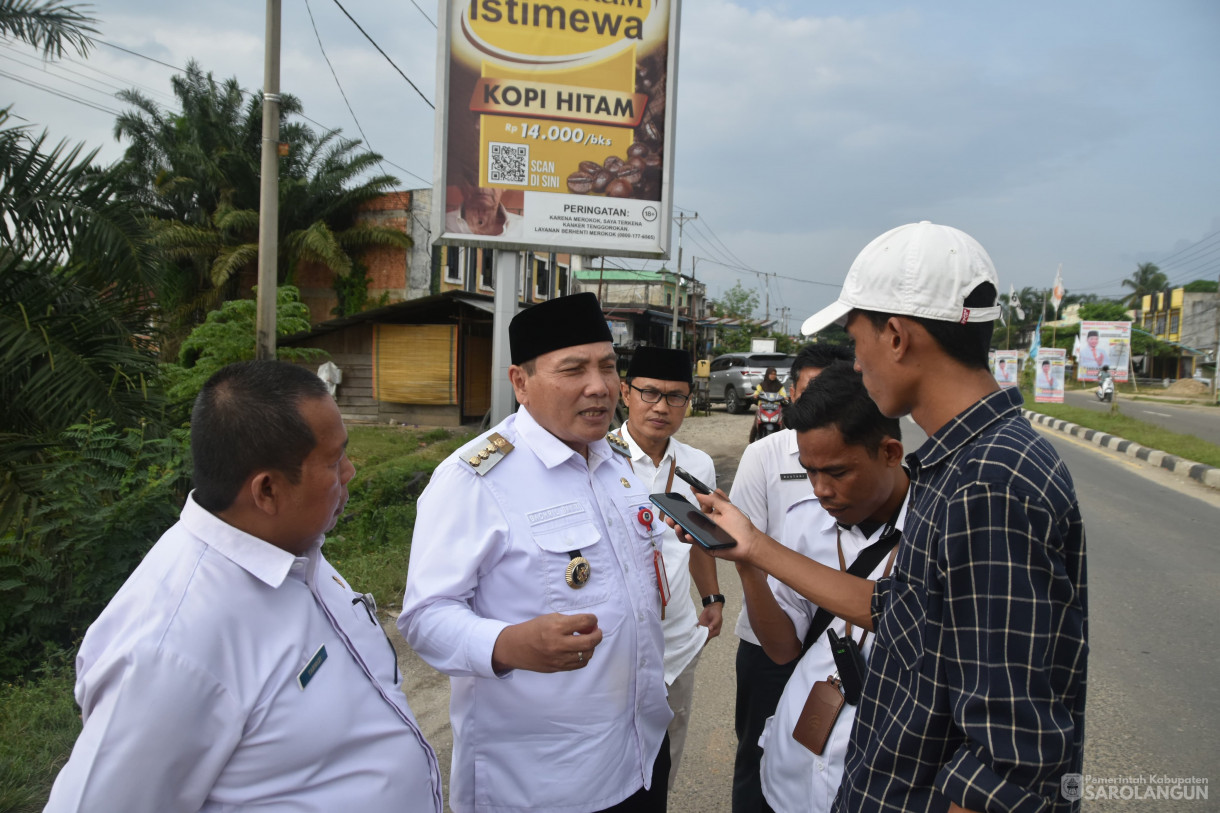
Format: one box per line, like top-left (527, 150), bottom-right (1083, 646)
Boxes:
top-left (1095, 374), bottom-right (1114, 403)
top-left (751, 390), bottom-right (787, 442)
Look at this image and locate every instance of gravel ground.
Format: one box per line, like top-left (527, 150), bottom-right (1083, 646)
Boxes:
top-left (385, 405), bottom-right (758, 812)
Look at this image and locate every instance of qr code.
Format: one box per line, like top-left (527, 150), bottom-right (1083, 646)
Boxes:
top-left (488, 142), bottom-right (528, 185)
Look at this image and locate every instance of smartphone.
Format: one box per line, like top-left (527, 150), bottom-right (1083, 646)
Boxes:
top-left (674, 466), bottom-right (712, 495)
top-left (649, 492), bottom-right (738, 551)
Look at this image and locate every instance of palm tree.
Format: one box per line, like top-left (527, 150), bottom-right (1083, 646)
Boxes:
top-left (1121, 262), bottom-right (1168, 308)
top-left (1, 7), bottom-right (166, 527)
top-left (0, 0), bottom-right (97, 57)
top-left (113, 65), bottom-right (409, 352)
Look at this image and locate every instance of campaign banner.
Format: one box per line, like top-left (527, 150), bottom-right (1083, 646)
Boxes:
top-left (1077, 320), bottom-right (1131, 382)
top-left (1035, 348), bottom-right (1066, 404)
top-left (433, 0), bottom-right (680, 259)
top-left (992, 349), bottom-right (1020, 388)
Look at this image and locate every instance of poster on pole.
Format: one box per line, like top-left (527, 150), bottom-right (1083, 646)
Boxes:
top-left (433, 1), bottom-right (680, 259)
top-left (1077, 320), bottom-right (1131, 382)
top-left (1034, 348), bottom-right (1066, 403)
top-left (992, 349), bottom-right (1020, 388)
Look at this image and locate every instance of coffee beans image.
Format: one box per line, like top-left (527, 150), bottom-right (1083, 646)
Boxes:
top-left (565, 141), bottom-right (663, 200)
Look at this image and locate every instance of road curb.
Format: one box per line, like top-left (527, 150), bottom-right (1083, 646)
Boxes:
top-left (1023, 410), bottom-right (1220, 491)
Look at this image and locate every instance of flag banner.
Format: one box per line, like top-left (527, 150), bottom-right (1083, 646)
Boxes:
top-left (1035, 348), bottom-right (1066, 404)
top-left (1077, 320), bottom-right (1131, 382)
top-left (1028, 314), bottom-right (1043, 360)
top-left (1009, 283), bottom-right (1025, 320)
top-left (1051, 265), bottom-right (1065, 313)
top-left (992, 349), bottom-right (1020, 388)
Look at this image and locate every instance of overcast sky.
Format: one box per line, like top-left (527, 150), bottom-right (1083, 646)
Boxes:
top-left (5, 0), bottom-right (1218, 331)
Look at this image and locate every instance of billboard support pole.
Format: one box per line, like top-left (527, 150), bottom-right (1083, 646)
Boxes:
top-left (490, 250), bottom-right (521, 425)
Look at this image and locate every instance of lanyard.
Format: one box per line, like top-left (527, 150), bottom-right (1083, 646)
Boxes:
top-left (836, 525), bottom-right (898, 649)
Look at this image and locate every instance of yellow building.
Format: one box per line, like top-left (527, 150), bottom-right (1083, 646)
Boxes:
top-left (1137, 288), bottom-right (1219, 379)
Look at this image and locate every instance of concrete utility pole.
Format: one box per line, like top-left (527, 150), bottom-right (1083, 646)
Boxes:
top-left (254, 0), bottom-right (281, 360)
top-left (672, 212), bottom-right (698, 348)
top-left (1213, 272), bottom-right (1219, 404)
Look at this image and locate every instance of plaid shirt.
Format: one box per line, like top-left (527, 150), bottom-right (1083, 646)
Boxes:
top-left (835, 386), bottom-right (1088, 813)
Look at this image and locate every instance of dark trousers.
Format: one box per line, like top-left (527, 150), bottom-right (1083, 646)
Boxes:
top-left (599, 733), bottom-right (671, 813)
top-left (732, 640), bottom-right (798, 813)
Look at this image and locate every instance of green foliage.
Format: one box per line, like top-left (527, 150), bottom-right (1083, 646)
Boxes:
top-left (1, 105), bottom-right (169, 530)
top-left (0, 0), bottom-right (97, 58)
top-left (1121, 262), bottom-right (1168, 308)
top-left (160, 286), bottom-right (325, 407)
top-left (1078, 300), bottom-right (1131, 321)
top-left (331, 261), bottom-right (389, 317)
top-left (0, 648), bottom-right (81, 812)
top-left (709, 281), bottom-right (760, 318)
top-left (325, 426), bottom-right (472, 604)
top-left (0, 420), bottom-right (190, 680)
top-left (113, 62), bottom-right (408, 353)
top-left (712, 330), bottom-right (801, 355)
top-left (1183, 279), bottom-right (1218, 293)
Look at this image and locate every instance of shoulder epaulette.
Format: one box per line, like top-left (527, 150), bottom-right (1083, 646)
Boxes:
top-left (606, 431), bottom-right (633, 458)
top-left (462, 432), bottom-right (514, 476)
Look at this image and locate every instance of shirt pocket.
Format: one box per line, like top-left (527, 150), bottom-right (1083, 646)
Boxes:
top-left (532, 521), bottom-right (614, 612)
top-left (613, 493), bottom-right (663, 599)
top-left (876, 577), bottom-right (927, 671)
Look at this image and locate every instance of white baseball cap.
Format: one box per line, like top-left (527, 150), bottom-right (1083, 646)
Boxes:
top-left (801, 221), bottom-right (1002, 336)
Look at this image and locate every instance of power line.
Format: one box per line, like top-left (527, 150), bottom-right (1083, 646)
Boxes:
top-left (66, 35), bottom-right (435, 185)
top-left (328, 0), bottom-right (434, 109)
top-left (0, 67), bottom-right (119, 116)
top-left (407, 0), bottom-right (437, 28)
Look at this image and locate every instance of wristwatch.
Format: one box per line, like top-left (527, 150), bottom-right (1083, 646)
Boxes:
top-left (701, 594), bottom-right (726, 607)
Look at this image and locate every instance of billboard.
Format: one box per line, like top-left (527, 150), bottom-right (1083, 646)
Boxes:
top-left (1076, 320), bottom-right (1131, 382)
top-left (433, 1), bottom-right (680, 259)
top-left (1035, 348), bottom-right (1066, 404)
top-left (992, 349), bottom-right (1020, 388)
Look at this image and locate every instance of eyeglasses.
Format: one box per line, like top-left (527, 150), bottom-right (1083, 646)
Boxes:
top-left (629, 384), bottom-right (691, 407)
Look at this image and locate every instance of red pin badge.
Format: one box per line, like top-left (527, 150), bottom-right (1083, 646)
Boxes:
top-left (637, 507), bottom-right (654, 527)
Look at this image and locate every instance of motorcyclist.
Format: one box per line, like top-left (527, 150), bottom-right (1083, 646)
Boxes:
top-left (1096, 365), bottom-right (1114, 401)
top-left (749, 367), bottom-right (789, 443)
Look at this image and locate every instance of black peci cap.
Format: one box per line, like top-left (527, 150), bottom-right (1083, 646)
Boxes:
top-left (509, 292), bottom-right (613, 365)
top-left (625, 346), bottom-right (692, 384)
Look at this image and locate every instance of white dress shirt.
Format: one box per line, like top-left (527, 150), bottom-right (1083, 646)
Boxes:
top-left (618, 423), bottom-right (716, 684)
top-left (758, 495), bottom-right (906, 813)
top-left (399, 407), bottom-right (672, 813)
top-left (728, 428), bottom-right (815, 644)
top-left (46, 495), bottom-right (442, 813)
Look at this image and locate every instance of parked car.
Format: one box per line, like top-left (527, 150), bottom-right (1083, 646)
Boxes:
top-left (707, 353), bottom-right (794, 414)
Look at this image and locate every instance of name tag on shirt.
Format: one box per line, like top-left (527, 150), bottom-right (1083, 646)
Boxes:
top-left (298, 644), bottom-right (327, 690)
top-left (780, 472), bottom-right (807, 481)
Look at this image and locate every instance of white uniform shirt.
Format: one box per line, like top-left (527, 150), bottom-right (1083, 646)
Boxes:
top-left (399, 407), bottom-right (672, 813)
top-left (758, 495), bottom-right (905, 813)
top-left (728, 428), bottom-right (815, 644)
top-left (46, 495), bottom-right (443, 813)
top-left (618, 423), bottom-right (717, 684)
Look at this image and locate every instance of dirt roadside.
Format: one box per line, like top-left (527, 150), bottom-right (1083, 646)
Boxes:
top-left (383, 407), bottom-right (756, 812)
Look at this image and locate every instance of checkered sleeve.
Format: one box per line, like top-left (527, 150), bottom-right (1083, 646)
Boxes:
top-left (933, 483), bottom-right (1082, 813)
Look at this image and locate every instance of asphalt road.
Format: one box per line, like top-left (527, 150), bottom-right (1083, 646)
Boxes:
top-left (1062, 389), bottom-right (1220, 447)
top-left (389, 408), bottom-right (1220, 812)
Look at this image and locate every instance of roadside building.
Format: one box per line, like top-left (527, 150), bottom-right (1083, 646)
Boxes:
top-left (1136, 287), bottom-right (1219, 379)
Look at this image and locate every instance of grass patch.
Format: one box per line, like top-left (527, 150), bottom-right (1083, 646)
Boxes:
top-left (0, 651), bottom-right (81, 813)
top-left (326, 424), bottom-right (474, 606)
top-left (1024, 395), bottom-right (1220, 468)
